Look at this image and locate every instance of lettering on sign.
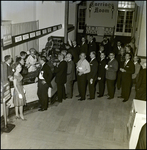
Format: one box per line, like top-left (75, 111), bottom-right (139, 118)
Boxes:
top-left (48, 28), bottom-right (52, 33)
top-left (30, 32), bottom-right (36, 38)
top-left (42, 29), bottom-right (47, 34)
top-left (53, 27), bottom-right (57, 31)
top-left (23, 34), bottom-right (29, 40)
top-left (15, 36), bottom-right (22, 42)
top-left (36, 31), bottom-right (41, 36)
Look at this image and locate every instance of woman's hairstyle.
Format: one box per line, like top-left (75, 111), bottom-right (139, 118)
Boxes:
top-left (4, 55), bottom-right (11, 62)
top-left (11, 62), bottom-right (21, 73)
top-left (20, 51), bottom-right (27, 56)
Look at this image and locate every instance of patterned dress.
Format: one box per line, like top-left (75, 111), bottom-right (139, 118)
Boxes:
top-left (13, 74), bottom-right (26, 106)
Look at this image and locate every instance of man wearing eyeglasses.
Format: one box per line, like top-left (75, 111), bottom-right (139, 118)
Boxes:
top-left (105, 52), bottom-right (118, 99)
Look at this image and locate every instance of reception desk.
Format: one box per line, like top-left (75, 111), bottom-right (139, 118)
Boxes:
top-left (1, 69), bottom-right (57, 116)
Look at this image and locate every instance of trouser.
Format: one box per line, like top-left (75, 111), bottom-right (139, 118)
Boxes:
top-left (106, 79), bottom-right (115, 98)
top-left (37, 80), bottom-right (49, 109)
top-left (57, 83), bottom-right (66, 102)
top-left (121, 78), bottom-right (132, 100)
top-left (98, 78), bottom-right (106, 96)
top-left (88, 79), bottom-right (96, 99)
top-left (66, 80), bottom-right (74, 98)
top-left (77, 74), bottom-right (87, 99)
top-left (117, 71), bottom-right (122, 90)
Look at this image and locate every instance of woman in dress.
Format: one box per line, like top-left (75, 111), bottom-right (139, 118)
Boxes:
top-left (25, 48), bottom-right (38, 72)
top-left (12, 62), bottom-right (26, 120)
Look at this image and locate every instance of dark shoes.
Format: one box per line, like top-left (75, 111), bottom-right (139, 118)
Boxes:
top-left (78, 98), bottom-right (85, 101)
top-left (107, 97), bottom-right (114, 100)
top-left (38, 108), bottom-right (47, 111)
top-left (76, 95), bottom-right (81, 97)
top-left (118, 96), bottom-right (123, 98)
top-left (122, 99), bottom-right (128, 102)
top-left (97, 95), bottom-right (103, 98)
top-left (87, 98), bottom-right (94, 100)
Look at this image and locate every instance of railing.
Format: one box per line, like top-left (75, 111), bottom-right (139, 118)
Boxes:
top-left (86, 25), bottom-right (115, 37)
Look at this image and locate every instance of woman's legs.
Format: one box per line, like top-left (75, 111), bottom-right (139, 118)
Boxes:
top-left (15, 106), bottom-right (19, 117)
top-left (19, 106), bottom-right (24, 119)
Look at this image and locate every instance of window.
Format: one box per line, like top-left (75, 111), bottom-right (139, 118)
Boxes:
top-left (118, 1), bottom-right (135, 9)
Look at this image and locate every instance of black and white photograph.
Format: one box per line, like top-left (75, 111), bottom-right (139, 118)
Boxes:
top-left (1, 1), bottom-right (146, 149)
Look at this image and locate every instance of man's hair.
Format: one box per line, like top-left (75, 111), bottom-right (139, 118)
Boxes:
top-left (40, 56), bottom-right (47, 62)
top-left (16, 57), bottom-right (22, 63)
top-left (90, 51), bottom-right (96, 56)
top-left (20, 51), bottom-right (27, 56)
top-left (4, 55), bottom-right (11, 62)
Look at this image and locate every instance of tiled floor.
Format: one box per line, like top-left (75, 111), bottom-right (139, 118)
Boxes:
top-left (1, 82), bottom-right (135, 149)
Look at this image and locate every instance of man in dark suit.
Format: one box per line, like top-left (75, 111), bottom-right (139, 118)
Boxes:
top-left (105, 52), bottom-right (118, 99)
top-left (97, 52), bottom-right (107, 97)
top-left (79, 37), bottom-right (88, 56)
top-left (36, 56), bottom-right (53, 111)
top-left (97, 45), bottom-right (106, 63)
top-left (68, 40), bottom-right (80, 64)
top-left (87, 51), bottom-right (98, 100)
top-left (135, 62), bottom-right (146, 101)
top-left (116, 47), bottom-right (126, 90)
top-left (113, 41), bottom-right (122, 56)
top-left (88, 35), bottom-right (97, 55)
top-left (4, 55), bottom-right (13, 82)
top-left (65, 53), bottom-right (75, 99)
top-left (54, 53), bottom-right (67, 103)
top-left (119, 53), bottom-right (135, 102)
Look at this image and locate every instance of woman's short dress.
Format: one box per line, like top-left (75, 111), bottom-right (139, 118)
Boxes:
top-left (13, 74), bottom-right (26, 107)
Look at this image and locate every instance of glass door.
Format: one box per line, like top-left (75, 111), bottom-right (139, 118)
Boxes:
top-left (115, 10), bottom-right (134, 36)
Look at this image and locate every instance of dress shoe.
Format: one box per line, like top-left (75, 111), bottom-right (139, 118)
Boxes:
top-left (87, 98), bottom-right (94, 100)
top-left (78, 98), bottom-right (85, 101)
top-left (38, 108), bottom-right (46, 111)
top-left (107, 97), bottom-right (113, 99)
top-left (118, 96), bottom-right (123, 98)
top-left (122, 99), bottom-right (128, 102)
top-left (76, 95), bottom-right (80, 97)
top-left (97, 95), bottom-right (103, 98)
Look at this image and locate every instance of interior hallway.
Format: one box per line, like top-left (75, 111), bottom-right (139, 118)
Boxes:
top-left (1, 82), bottom-right (135, 149)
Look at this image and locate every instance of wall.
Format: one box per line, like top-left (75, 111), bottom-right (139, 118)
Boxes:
top-left (36, 1), bottom-right (65, 51)
top-left (1, 1), bottom-right (36, 23)
top-left (137, 1), bottom-right (146, 58)
top-left (68, 2), bottom-right (78, 42)
top-left (86, 1), bottom-right (118, 27)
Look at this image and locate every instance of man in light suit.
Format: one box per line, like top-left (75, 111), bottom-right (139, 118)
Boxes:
top-left (119, 53), bottom-right (135, 102)
top-left (36, 56), bottom-right (53, 111)
top-left (87, 51), bottom-right (98, 100)
top-left (105, 52), bottom-right (118, 99)
top-left (54, 53), bottom-right (67, 103)
top-left (65, 53), bottom-right (75, 99)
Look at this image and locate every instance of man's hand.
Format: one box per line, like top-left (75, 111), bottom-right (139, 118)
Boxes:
top-left (90, 79), bottom-right (93, 84)
top-left (78, 72), bottom-right (83, 76)
top-left (98, 77), bottom-right (101, 80)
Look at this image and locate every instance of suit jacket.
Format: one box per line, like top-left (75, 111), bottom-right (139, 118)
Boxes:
top-left (135, 68), bottom-right (146, 90)
top-left (80, 42), bottom-right (88, 55)
top-left (132, 63), bottom-right (141, 79)
top-left (54, 60), bottom-right (67, 84)
top-left (6, 63), bottom-right (13, 79)
top-left (68, 46), bottom-right (79, 64)
top-left (122, 60), bottom-right (135, 80)
top-left (67, 60), bottom-right (75, 81)
top-left (106, 58), bottom-right (118, 80)
top-left (39, 63), bottom-right (53, 87)
top-left (87, 58), bottom-right (98, 81)
top-left (113, 46), bottom-right (121, 56)
top-left (88, 40), bottom-right (97, 53)
top-left (97, 58), bottom-right (107, 80)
